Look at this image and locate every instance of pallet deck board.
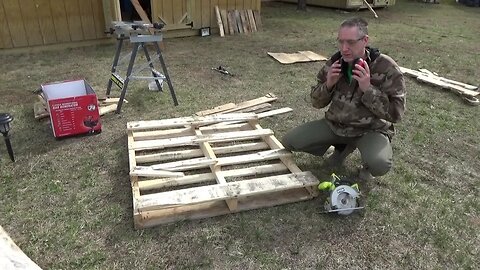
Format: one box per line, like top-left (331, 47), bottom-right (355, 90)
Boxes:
top-left (135, 141), bottom-right (269, 163)
top-left (127, 113), bottom-right (319, 228)
top-left (139, 188), bottom-right (312, 227)
top-left (127, 113), bottom-right (258, 131)
top-left (138, 172), bottom-right (317, 211)
top-left (132, 128), bottom-right (273, 151)
top-left (138, 163), bottom-right (289, 191)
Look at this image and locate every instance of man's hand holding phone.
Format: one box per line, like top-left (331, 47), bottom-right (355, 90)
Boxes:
top-left (326, 60), bottom-right (342, 90)
top-left (353, 58), bottom-right (371, 92)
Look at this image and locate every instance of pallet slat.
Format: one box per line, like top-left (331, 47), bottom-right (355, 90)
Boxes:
top-left (128, 113), bottom-right (257, 130)
top-left (130, 167), bottom-right (185, 177)
top-left (138, 188), bottom-right (312, 228)
top-left (220, 9), bottom-right (229, 35)
top-left (214, 6), bottom-right (225, 37)
top-left (133, 128), bottom-right (273, 151)
top-left (138, 163), bottom-right (289, 191)
top-left (247, 9), bottom-right (257, 32)
top-left (216, 148), bottom-right (291, 166)
top-left (151, 157), bottom-right (217, 171)
top-left (132, 122), bottom-right (249, 141)
top-left (136, 141), bottom-right (268, 163)
top-left (210, 107), bottom-right (293, 126)
top-left (195, 93), bottom-right (277, 116)
top-left (149, 148), bottom-right (290, 171)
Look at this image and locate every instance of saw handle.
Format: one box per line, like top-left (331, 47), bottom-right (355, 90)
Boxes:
top-left (318, 181), bottom-right (334, 191)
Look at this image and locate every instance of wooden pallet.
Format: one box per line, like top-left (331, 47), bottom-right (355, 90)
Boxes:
top-left (127, 113), bottom-right (319, 228)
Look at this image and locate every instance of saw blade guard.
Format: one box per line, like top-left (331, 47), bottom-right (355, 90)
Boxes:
top-left (329, 185), bottom-right (359, 215)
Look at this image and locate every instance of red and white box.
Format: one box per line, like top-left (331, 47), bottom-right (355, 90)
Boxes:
top-left (42, 79), bottom-right (101, 138)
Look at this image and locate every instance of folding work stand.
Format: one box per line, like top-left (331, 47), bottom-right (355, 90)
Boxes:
top-left (106, 21), bottom-right (179, 114)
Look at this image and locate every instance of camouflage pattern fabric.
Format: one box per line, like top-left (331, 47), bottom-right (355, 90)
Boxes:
top-left (311, 50), bottom-right (406, 139)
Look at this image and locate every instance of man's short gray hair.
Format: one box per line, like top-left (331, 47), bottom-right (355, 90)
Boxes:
top-left (340, 17), bottom-right (368, 37)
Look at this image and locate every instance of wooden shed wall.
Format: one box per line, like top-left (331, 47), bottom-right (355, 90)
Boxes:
top-left (279, 0), bottom-right (395, 9)
top-left (0, 0), bottom-right (261, 49)
top-left (152, 0), bottom-right (261, 31)
top-left (0, 0), bottom-right (118, 49)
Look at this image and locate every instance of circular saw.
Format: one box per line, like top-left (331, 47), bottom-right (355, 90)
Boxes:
top-left (318, 173), bottom-right (364, 215)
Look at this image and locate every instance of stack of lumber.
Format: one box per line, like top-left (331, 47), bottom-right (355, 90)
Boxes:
top-left (214, 6), bottom-right (262, 37)
top-left (400, 67), bottom-right (479, 106)
top-left (126, 93), bottom-right (319, 228)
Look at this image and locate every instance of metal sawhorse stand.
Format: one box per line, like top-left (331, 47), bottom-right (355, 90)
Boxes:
top-left (106, 21), bottom-right (179, 114)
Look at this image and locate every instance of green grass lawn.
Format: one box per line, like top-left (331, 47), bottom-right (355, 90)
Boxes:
top-left (1, 0), bottom-right (479, 269)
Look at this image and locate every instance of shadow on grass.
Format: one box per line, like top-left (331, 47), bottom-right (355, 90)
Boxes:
top-left (104, 133), bottom-right (133, 228)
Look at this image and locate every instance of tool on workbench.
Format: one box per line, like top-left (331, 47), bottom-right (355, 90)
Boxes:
top-left (318, 173), bottom-right (364, 215)
top-left (105, 21), bottom-right (178, 114)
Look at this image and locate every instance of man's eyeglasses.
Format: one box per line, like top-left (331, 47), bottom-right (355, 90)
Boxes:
top-left (337, 36), bottom-right (365, 46)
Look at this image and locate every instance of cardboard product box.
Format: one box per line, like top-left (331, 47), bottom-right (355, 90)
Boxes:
top-left (42, 79), bottom-right (101, 138)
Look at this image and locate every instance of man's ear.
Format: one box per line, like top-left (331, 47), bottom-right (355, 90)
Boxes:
top-left (363, 35), bottom-right (369, 44)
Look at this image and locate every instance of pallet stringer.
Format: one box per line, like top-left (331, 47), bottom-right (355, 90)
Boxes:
top-left (195, 129), bottom-right (239, 211)
top-left (128, 129), bottom-right (143, 228)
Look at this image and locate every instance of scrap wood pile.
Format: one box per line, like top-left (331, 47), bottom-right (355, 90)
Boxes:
top-left (400, 67), bottom-right (479, 106)
top-left (126, 93), bottom-right (319, 228)
top-left (214, 6), bottom-right (262, 37)
top-left (33, 94), bottom-right (125, 120)
top-left (195, 93), bottom-right (290, 118)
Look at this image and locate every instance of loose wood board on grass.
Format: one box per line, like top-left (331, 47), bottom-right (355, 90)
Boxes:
top-left (268, 51), bottom-right (328, 64)
top-left (1, 225), bottom-right (42, 270)
top-left (127, 113), bottom-right (319, 228)
top-left (400, 66), bottom-right (479, 105)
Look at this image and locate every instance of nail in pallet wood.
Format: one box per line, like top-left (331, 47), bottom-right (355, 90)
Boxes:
top-left (127, 113), bottom-right (319, 228)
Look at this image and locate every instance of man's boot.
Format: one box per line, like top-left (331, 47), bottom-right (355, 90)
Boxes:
top-left (325, 143), bottom-right (356, 167)
top-left (358, 167), bottom-right (374, 181)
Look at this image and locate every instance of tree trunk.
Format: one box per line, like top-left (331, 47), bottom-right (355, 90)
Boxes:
top-left (297, 0), bottom-right (307, 11)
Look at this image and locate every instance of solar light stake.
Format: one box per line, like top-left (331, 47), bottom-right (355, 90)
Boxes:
top-left (0, 113), bottom-right (15, 162)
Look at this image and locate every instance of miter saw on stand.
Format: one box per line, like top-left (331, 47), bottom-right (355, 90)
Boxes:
top-left (318, 173), bottom-right (364, 215)
top-left (105, 21), bottom-right (179, 114)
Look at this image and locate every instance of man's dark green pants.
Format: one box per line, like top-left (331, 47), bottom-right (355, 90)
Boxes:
top-left (281, 119), bottom-right (393, 177)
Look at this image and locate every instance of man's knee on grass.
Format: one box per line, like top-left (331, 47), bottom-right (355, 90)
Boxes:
top-left (364, 157), bottom-right (392, 177)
